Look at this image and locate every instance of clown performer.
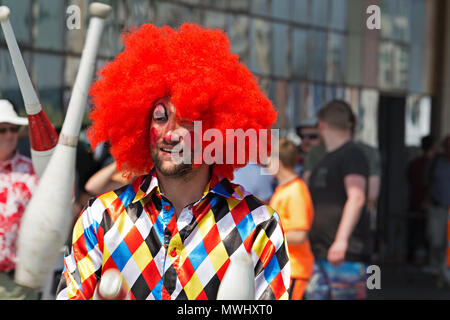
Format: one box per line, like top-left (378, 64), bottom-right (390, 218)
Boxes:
top-left (56, 23), bottom-right (290, 300)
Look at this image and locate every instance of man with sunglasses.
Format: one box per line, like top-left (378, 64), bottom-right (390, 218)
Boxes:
top-left (0, 100), bottom-right (38, 299)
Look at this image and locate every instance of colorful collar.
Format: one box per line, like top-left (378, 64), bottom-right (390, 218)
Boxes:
top-left (128, 167), bottom-right (245, 206)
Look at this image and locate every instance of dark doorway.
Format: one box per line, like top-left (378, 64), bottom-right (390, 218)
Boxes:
top-left (377, 95), bottom-right (408, 265)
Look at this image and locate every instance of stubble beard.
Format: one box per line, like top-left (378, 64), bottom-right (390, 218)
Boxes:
top-left (151, 147), bottom-right (193, 178)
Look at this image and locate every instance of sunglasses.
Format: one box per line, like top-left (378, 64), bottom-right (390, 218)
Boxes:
top-left (0, 126), bottom-right (20, 134)
top-left (299, 133), bottom-right (319, 140)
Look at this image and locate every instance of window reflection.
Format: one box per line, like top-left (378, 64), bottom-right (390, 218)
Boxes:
top-left (1, 0), bottom-right (31, 44)
top-left (307, 30), bottom-right (326, 81)
top-left (292, 28), bottom-right (308, 78)
top-left (0, 0), bottom-right (432, 136)
top-left (32, 53), bottom-right (64, 126)
top-left (228, 14), bottom-right (249, 65)
top-left (271, 0), bottom-right (290, 20)
top-left (291, 0), bottom-right (309, 25)
top-left (271, 22), bottom-right (289, 78)
top-left (0, 49), bottom-right (32, 115)
top-left (33, 0), bottom-right (64, 50)
top-left (249, 18), bottom-right (271, 76)
top-left (326, 32), bottom-right (346, 83)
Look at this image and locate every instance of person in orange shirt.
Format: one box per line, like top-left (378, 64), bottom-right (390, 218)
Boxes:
top-left (269, 138), bottom-right (314, 300)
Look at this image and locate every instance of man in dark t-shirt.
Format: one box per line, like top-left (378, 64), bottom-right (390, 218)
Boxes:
top-left (305, 100), bottom-right (370, 300)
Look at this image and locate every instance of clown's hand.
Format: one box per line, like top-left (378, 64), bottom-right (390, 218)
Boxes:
top-left (93, 269), bottom-right (130, 300)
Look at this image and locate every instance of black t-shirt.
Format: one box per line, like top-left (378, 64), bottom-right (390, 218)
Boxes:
top-left (308, 141), bottom-right (370, 263)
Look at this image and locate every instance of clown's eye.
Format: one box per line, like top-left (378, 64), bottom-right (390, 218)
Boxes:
top-left (152, 103), bottom-right (168, 122)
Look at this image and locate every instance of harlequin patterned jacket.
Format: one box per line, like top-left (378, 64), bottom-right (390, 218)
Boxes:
top-left (56, 168), bottom-right (290, 300)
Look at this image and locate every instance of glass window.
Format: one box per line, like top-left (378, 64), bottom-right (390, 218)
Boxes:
top-left (94, 1), bottom-right (125, 57)
top-left (1, 0), bottom-right (31, 44)
top-left (154, 2), bottom-right (202, 27)
top-left (229, 0), bottom-right (250, 11)
top-left (355, 89), bottom-right (379, 148)
top-left (32, 53), bottom-right (64, 127)
top-left (335, 86), bottom-right (345, 100)
top-left (62, 56), bottom-right (81, 114)
top-left (344, 86), bottom-right (360, 117)
top-left (0, 49), bottom-right (32, 116)
top-left (408, 0), bottom-right (424, 93)
top-left (63, 56), bottom-right (80, 93)
top-left (312, 83), bottom-right (325, 113)
top-left (271, 0), bottom-right (290, 20)
top-left (405, 95), bottom-right (431, 146)
top-left (326, 32), bottom-right (346, 84)
top-left (392, 43), bottom-right (409, 90)
top-left (289, 81), bottom-right (301, 126)
top-left (202, 10), bottom-right (227, 30)
top-left (249, 18), bottom-right (271, 76)
top-left (378, 41), bottom-right (393, 90)
top-left (250, 0), bottom-right (270, 16)
top-left (329, 0), bottom-right (347, 30)
top-left (257, 76), bottom-right (271, 97)
top-left (271, 22), bottom-right (289, 78)
top-left (296, 82), bottom-right (315, 121)
top-left (307, 30), bottom-right (326, 81)
top-left (310, 0), bottom-right (328, 28)
top-left (409, 0), bottom-right (425, 42)
top-left (179, 0), bottom-right (201, 5)
top-left (393, 0), bottom-right (410, 42)
top-left (198, 0), bottom-right (227, 9)
top-left (33, 0), bottom-right (64, 50)
top-left (269, 79), bottom-right (289, 129)
top-left (409, 44), bottom-right (423, 94)
top-left (380, 0), bottom-right (394, 40)
top-left (99, 18), bottom-right (124, 57)
top-left (324, 84), bottom-right (336, 102)
top-left (291, 27), bottom-right (308, 78)
top-left (227, 14), bottom-right (249, 65)
top-left (125, 0), bottom-right (155, 27)
top-left (291, 0), bottom-right (309, 25)
top-left (287, 81), bottom-right (297, 128)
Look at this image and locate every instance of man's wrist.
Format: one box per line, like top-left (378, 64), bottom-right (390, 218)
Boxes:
top-left (333, 237), bottom-right (349, 244)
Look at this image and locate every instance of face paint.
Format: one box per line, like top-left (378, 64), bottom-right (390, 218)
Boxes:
top-left (149, 97), bottom-right (194, 177)
top-left (152, 103), bottom-right (167, 122)
top-left (150, 127), bottom-right (159, 148)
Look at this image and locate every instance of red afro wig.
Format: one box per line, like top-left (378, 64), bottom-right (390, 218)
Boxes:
top-left (88, 23), bottom-right (277, 180)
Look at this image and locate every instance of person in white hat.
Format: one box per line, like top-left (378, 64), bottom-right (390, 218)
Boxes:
top-left (0, 99), bottom-right (38, 299)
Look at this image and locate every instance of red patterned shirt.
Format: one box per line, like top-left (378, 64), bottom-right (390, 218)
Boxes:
top-left (0, 152), bottom-right (38, 272)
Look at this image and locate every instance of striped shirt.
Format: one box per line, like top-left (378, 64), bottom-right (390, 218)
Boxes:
top-left (57, 168), bottom-right (290, 300)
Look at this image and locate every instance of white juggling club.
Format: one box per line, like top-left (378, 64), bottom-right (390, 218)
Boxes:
top-left (0, 6), bottom-right (58, 177)
top-left (14, 2), bottom-right (112, 289)
top-left (217, 252), bottom-right (255, 300)
top-left (94, 269), bottom-right (130, 300)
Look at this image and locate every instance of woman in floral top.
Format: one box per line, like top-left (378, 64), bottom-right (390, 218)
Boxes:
top-left (0, 100), bottom-right (38, 299)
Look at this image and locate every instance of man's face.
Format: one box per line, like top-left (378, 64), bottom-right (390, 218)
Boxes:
top-left (149, 97), bottom-right (194, 177)
top-left (0, 123), bottom-right (19, 161)
top-left (297, 126), bottom-right (320, 154)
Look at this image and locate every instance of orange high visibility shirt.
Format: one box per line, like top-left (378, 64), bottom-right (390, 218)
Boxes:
top-left (270, 178), bottom-right (314, 279)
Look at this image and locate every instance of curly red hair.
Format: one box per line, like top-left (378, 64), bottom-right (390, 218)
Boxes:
top-left (88, 23), bottom-right (277, 180)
